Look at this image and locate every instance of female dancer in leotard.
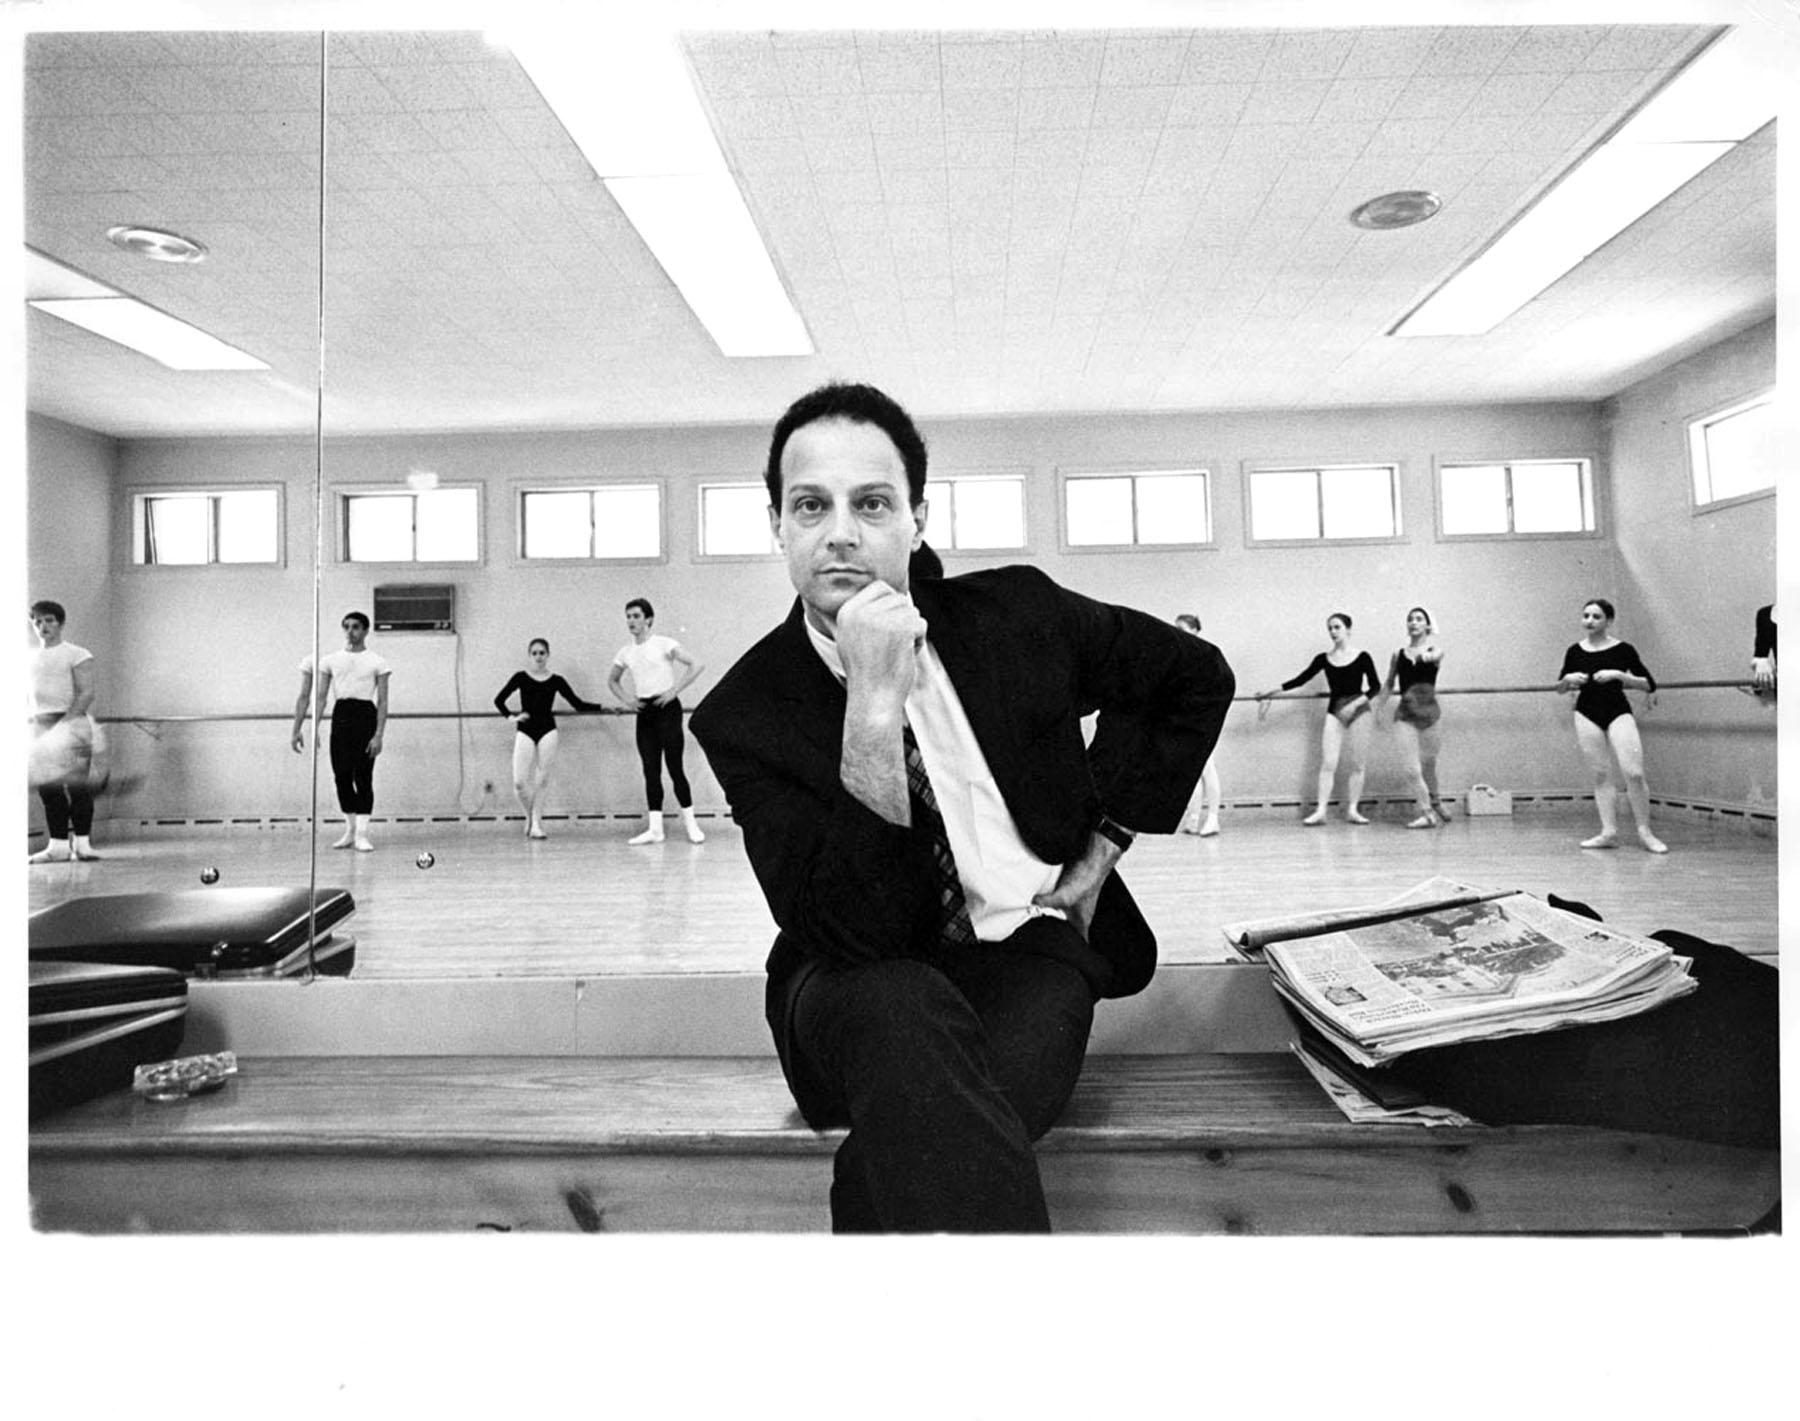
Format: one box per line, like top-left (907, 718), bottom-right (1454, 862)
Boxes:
top-left (1175, 613), bottom-right (1222, 836)
top-left (1556, 598), bottom-right (1666, 853)
top-left (1378, 606), bottom-right (1452, 829)
top-left (493, 638), bottom-right (600, 839)
top-left (1257, 612), bottom-right (1380, 825)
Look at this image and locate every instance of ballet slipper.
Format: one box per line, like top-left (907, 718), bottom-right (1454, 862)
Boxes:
top-left (527, 822), bottom-right (548, 840)
top-left (1197, 815), bottom-right (1220, 838)
top-left (629, 812), bottom-right (665, 845)
top-left (29, 839), bottom-right (70, 864)
top-left (330, 825), bottom-right (355, 849)
top-left (1637, 829), bottom-right (1668, 854)
top-left (1345, 808), bottom-right (1370, 825)
top-left (1580, 832), bottom-right (1619, 850)
top-left (1301, 809), bottom-right (1327, 826)
top-left (72, 835), bottom-right (101, 860)
top-left (1406, 813), bottom-right (1436, 829)
top-left (681, 807), bottom-right (706, 843)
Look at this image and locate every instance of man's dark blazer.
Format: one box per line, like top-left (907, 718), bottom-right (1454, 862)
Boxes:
top-left (691, 564), bottom-right (1235, 1024)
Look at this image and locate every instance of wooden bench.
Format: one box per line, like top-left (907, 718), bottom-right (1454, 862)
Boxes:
top-left (28, 1055), bottom-right (1779, 1234)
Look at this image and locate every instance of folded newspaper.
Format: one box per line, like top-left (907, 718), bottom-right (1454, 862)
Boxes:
top-left (1223, 876), bottom-right (1697, 1069)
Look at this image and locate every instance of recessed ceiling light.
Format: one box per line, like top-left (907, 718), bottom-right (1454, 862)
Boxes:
top-left (107, 225), bottom-right (208, 263)
top-left (1349, 191), bottom-right (1442, 231)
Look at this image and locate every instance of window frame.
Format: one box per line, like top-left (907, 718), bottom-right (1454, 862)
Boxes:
top-left (511, 478), bottom-right (667, 566)
top-left (1686, 389), bottom-right (1776, 514)
top-left (1057, 464), bottom-right (1215, 554)
top-left (335, 483), bottom-right (485, 567)
top-left (694, 479), bottom-right (781, 563)
top-left (1433, 455), bottom-right (1600, 542)
top-left (926, 469), bottom-right (1032, 556)
top-left (1242, 459), bottom-right (1404, 547)
top-left (126, 485), bottom-right (287, 569)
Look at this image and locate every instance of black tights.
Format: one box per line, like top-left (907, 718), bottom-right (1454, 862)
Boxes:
top-left (634, 698), bottom-right (692, 811)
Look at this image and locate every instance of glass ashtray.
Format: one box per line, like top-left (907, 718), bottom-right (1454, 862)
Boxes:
top-left (133, 1051), bottom-right (240, 1102)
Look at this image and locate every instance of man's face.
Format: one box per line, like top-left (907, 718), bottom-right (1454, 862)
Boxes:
top-left (770, 417), bottom-right (926, 630)
top-left (343, 619), bottom-right (368, 649)
top-left (625, 607), bottom-right (650, 638)
top-left (30, 612), bottom-right (62, 646)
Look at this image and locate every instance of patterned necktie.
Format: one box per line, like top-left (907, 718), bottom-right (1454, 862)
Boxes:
top-left (902, 724), bottom-right (976, 947)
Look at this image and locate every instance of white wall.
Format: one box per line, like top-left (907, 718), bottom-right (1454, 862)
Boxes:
top-left (1604, 317), bottom-right (1777, 811)
top-left (84, 396), bottom-right (1619, 819)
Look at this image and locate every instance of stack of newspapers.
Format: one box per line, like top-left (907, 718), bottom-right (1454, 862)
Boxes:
top-left (1223, 876), bottom-right (1697, 1076)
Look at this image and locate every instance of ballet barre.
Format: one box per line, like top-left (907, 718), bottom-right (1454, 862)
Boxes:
top-left (92, 680), bottom-right (1764, 726)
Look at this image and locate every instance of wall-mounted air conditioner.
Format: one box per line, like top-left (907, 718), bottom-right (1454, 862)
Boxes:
top-left (372, 584), bottom-right (456, 633)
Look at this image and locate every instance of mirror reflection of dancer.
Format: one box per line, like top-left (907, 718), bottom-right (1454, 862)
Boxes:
top-left (1752, 603), bottom-right (1776, 695)
top-left (608, 598), bottom-right (706, 844)
top-left (1557, 598), bottom-right (1665, 854)
top-left (291, 611), bottom-right (391, 853)
top-left (1174, 614), bottom-right (1222, 836)
top-left (1378, 606), bottom-right (1453, 829)
top-left (27, 599), bottom-right (101, 863)
top-left (493, 638), bottom-right (600, 839)
top-left (1256, 612), bottom-right (1379, 826)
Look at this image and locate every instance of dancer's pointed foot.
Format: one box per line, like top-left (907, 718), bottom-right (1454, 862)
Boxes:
top-left (1197, 814), bottom-right (1220, 838)
top-left (1637, 829), bottom-right (1668, 854)
top-left (330, 826), bottom-right (355, 849)
top-left (1345, 808), bottom-right (1370, 825)
top-left (1580, 832), bottom-right (1619, 850)
top-left (1301, 808), bottom-right (1327, 826)
top-left (1406, 812), bottom-right (1437, 829)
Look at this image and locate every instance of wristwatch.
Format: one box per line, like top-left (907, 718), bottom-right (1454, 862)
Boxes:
top-left (1093, 815), bottom-right (1136, 853)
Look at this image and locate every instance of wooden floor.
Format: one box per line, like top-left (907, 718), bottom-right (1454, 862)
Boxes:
top-left (26, 802), bottom-right (1777, 977)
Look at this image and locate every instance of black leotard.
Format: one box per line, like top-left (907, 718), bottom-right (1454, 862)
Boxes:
top-left (494, 672), bottom-right (596, 743)
top-left (1392, 649), bottom-right (1442, 730)
top-left (1283, 651), bottom-right (1380, 723)
top-left (1559, 642), bottom-right (1654, 730)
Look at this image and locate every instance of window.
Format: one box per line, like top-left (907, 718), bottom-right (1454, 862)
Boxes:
top-left (1439, 459), bottom-right (1595, 536)
top-left (1690, 392), bottom-right (1775, 507)
top-left (1063, 470), bottom-right (1210, 548)
top-left (925, 474), bottom-right (1027, 551)
top-left (1247, 464), bottom-right (1399, 542)
top-left (132, 488), bottom-right (280, 565)
top-left (518, 484), bottom-right (661, 560)
top-left (343, 488), bottom-right (480, 563)
top-left (698, 482), bottom-right (778, 557)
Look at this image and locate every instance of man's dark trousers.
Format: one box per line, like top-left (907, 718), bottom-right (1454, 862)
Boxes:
top-left (774, 916), bottom-right (1099, 1233)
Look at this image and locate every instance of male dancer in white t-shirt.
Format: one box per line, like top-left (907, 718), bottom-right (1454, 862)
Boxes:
top-left (27, 599), bottom-right (101, 863)
top-left (291, 611), bottom-right (392, 852)
top-left (607, 597), bottom-right (706, 844)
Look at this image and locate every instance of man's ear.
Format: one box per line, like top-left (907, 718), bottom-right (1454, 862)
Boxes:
top-left (767, 504), bottom-right (783, 548)
top-left (911, 499), bottom-right (929, 546)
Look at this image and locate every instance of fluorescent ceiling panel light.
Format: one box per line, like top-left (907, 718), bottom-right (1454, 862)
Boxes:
top-left (1395, 25), bottom-right (1777, 338)
top-left (501, 25), bottom-right (812, 358)
top-left (607, 175), bottom-right (813, 357)
top-left (1395, 142), bottom-right (1729, 337)
top-left (30, 297), bottom-right (269, 370)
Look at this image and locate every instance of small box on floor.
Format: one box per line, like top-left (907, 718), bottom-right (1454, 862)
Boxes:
top-left (1464, 784), bottom-right (1514, 816)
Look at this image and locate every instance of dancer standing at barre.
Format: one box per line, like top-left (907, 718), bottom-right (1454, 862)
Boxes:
top-left (1174, 613), bottom-right (1223, 836)
top-left (493, 637), bottom-right (600, 839)
top-left (291, 610), bottom-right (390, 853)
top-left (608, 598), bottom-right (706, 844)
top-left (1379, 606), bottom-right (1452, 828)
top-left (1557, 597), bottom-right (1666, 854)
top-left (1257, 612), bottom-right (1379, 825)
top-left (27, 599), bottom-right (101, 863)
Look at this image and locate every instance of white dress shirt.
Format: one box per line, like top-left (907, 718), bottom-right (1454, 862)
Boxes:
top-left (804, 611), bottom-right (1065, 943)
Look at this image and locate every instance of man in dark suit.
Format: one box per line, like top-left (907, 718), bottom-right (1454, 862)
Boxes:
top-left (691, 382), bottom-right (1234, 1232)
